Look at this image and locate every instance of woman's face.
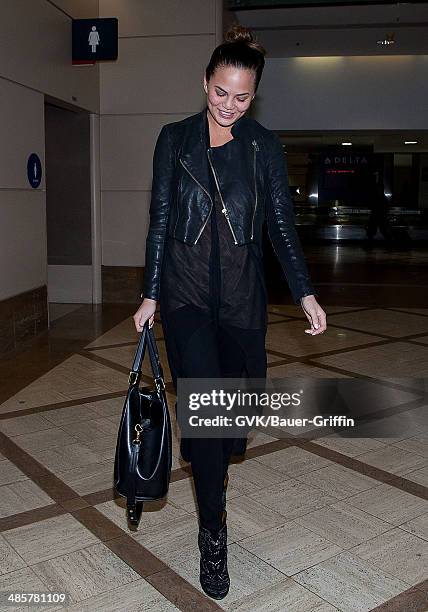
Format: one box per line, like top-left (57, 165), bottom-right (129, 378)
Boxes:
top-left (204, 65), bottom-right (256, 128)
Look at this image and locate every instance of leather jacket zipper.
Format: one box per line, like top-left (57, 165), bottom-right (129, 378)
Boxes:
top-left (251, 139), bottom-right (259, 240)
top-left (207, 148), bottom-right (238, 245)
top-left (179, 157), bottom-right (213, 244)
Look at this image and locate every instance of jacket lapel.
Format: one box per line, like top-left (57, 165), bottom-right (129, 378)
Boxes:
top-left (179, 107), bottom-right (212, 198)
top-left (180, 106), bottom-right (251, 184)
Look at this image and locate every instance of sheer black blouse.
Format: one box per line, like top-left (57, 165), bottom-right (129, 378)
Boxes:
top-left (159, 139), bottom-right (268, 330)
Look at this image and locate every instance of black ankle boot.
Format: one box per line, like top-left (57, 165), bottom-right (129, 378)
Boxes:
top-left (198, 520), bottom-right (230, 599)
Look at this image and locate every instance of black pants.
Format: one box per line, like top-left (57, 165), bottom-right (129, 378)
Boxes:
top-left (160, 183), bottom-right (267, 530)
top-left (161, 304), bottom-right (253, 531)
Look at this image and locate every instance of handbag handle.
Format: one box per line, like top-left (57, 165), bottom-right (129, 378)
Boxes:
top-left (128, 321), bottom-right (165, 392)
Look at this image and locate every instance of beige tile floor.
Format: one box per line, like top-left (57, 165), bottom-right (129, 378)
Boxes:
top-left (313, 341), bottom-right (428, 383)
top-left (327, 308), bottom-right (428, 338)
top-left (0, 306), bottom-right (427, 611)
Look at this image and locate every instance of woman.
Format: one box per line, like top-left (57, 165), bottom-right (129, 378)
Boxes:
top-left (134, 24), bottom-right (327, 600)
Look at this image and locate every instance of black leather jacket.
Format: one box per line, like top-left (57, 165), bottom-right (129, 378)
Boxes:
top-left (142, 106), bottom-right (317, 304)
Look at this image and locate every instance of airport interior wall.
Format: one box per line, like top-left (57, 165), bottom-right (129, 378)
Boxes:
top-left (0, 0), bottom-right (427, 307)
top-left (98, 0), bottom-right (220, 271)
top-left (0, 0), bottom-right (99, 302)
top-left (257, 55), bottom-right (428, 131)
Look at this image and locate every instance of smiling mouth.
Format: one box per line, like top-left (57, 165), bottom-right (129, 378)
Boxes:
top-left (219, 110), bottom-right (234, 117)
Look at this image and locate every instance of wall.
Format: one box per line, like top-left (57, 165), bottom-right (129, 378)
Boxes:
top-left (0, 0), bottom-right (99, 304)
top-left (0, 0), bottom-right (99, 115)
top-left (98, 0), bottom-right (222, 300)
top-left (0, 0), bottom-right (222, 349)
top-left (255, 56), bottom-right (428, 131)
top-left (0, 80), bottom-right (47, 300)
top-left (0, 0), bottom-right (99, 353)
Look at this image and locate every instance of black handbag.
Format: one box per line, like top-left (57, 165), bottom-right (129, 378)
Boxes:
top-left (114, 320), bottom-right (172, 527)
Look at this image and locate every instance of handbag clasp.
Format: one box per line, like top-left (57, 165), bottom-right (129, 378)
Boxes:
top-left (133, 423), bottom-right (143, 444)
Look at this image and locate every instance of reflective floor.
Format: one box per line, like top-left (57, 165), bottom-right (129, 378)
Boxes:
top-left (0, 243), bottom-right (427, 611)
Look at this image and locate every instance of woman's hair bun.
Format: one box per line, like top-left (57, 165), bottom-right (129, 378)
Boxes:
top-left (224, 24), bottom-right (266, 57)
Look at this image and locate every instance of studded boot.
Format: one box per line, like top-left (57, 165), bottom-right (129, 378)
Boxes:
top-left (198, 519), bottom-right (229, 599)
top-left (198, 472), bottom-right (230, 600)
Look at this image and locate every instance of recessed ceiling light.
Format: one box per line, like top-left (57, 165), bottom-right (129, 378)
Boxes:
top-left (341, 142), bottom-right (352, 146)
top-left (404, 141), bottom-right (417, 145)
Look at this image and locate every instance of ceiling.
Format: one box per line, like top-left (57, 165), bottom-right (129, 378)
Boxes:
top-left (224, 2), bottom-right (428, 56)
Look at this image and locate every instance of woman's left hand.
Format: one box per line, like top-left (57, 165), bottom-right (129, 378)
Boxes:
top-left (300, 295), bottom-right (327, 335)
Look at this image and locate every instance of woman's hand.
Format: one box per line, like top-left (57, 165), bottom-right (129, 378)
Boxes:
top-left (300, 295), bottom-right (327, 335)
top-left (133, 298), bottom-right (157, 332)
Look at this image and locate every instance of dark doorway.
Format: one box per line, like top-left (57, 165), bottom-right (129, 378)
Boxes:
top-left (44, 101), bottom-right (92, 315)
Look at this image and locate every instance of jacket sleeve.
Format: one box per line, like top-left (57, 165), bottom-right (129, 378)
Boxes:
top-left (265, 132), bottom-right (318, 304)
top-left (141, 124), bottom-right (174, 301)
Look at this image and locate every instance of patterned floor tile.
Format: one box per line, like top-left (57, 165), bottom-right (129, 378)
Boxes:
top-left (225, 496), bottom-right (289, 542)
top-left (355, 445), bottom-right (427, 476)
top-left (254, 447), bottom-right (333, 478)
top-left (313, 436), bottom-right (386, 458)
top-left (248, 478), bottom-right (337, 520)
top-left (221, 576), bottom-right (339, 611)
top-left (0, 567), bottom-right (63, 611)
top-left (313, 342), bottom-right (428, 383)
top-left (3, 514), bottom-right (98, 565)
top-left (0, 480), bottom-right (54, 519)
top-left (0, 460), bottom-right (29, 486)
top-left (63, 578), bottom-right (179, 611)
top-left (326, 309), bottom-right (428, 338)
top-left (0, 534), bottom-right (26, 576)
top-left (239, 520), bottom-right (342, 575)
top-left (31, 543), bottom-right (140, 604)
top-left (266, 320), bottom-right (383, 357)
top-left (400, 513), bottom-right (428, 542)
top-left (293, 551), bottom-right (410, 612)
top-left (296, 464), bottom-right (380, 500)
top-left (294, 500), bottom-right (392, 548)
top-left (57, 461), bottom-right (114, 496)
top-left (350, 527), bottom-right (428, 585)
top-left (96, 498), bottom-right (189, 536)
top-left (346, 483), bottom-right (428, 525)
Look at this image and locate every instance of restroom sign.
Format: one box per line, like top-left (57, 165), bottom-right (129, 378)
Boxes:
top-left (27, 153), bottom-right (42, 188)
top-left (72, 18), bottom-right (118, 64)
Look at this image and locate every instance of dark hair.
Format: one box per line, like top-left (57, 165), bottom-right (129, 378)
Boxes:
top-left (205, 24), bottom-right (266, 92)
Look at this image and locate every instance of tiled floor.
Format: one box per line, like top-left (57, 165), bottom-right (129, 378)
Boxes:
top-left (1, 270), bottom-right (428, 610)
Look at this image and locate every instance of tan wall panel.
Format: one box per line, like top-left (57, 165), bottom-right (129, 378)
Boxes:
top-left (99, 0), bottom-right (215, 37)
top-left (0, 80), bottom-right (45, 189)
top-left (49, 0), bottom-right (99, 18)
top-left (0, 0), bottom-right (99, 112)
top-left (100, 35), bottom-right (213, 114)
top-left (98, 0), bottom-right (223, 275)
top-left (101, 191), bottom-right (151, 266)
top-left (0, 191), bottom-right (47, 300)
top-left (100, 113), bottom-right (190, 190)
